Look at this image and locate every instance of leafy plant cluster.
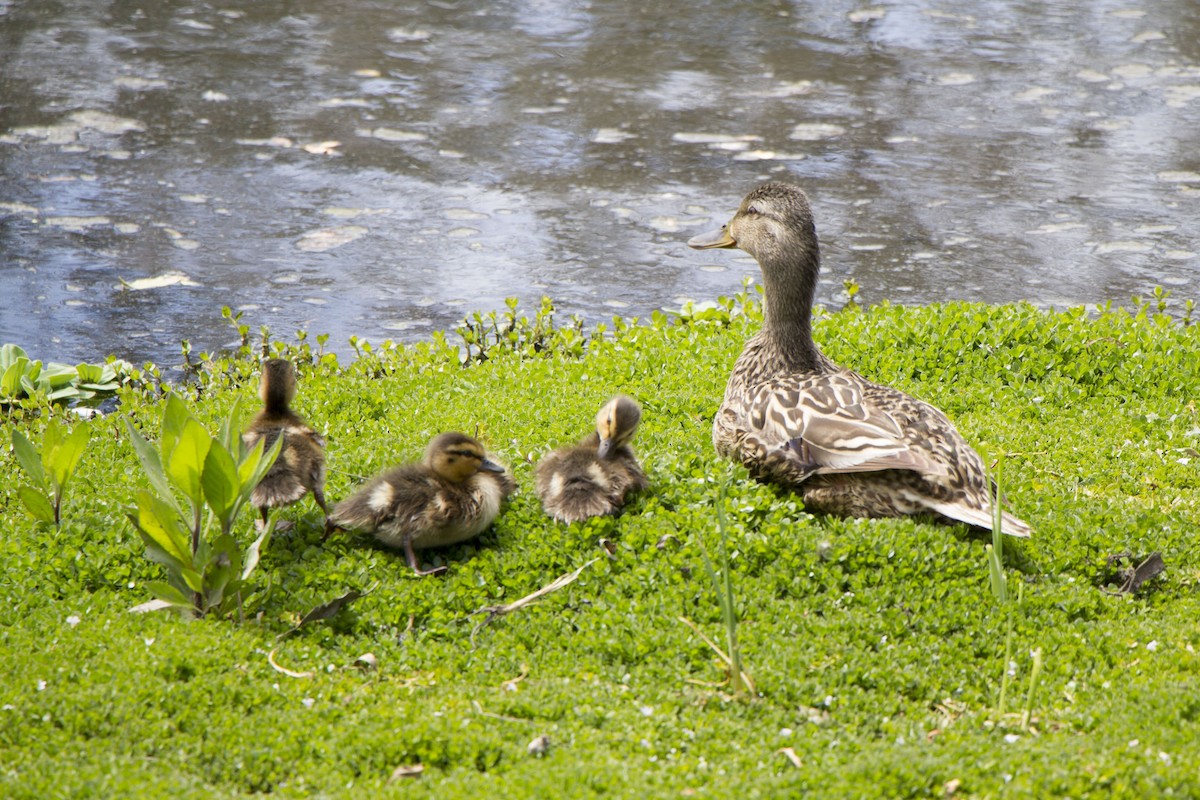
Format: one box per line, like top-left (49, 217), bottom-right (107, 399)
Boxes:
top-left (124, 395), bottom-right (281, 617)
top-left (0, 343), bottom-right (137, 407)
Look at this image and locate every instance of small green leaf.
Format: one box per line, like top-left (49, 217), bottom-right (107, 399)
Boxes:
top-left (11, 430), bottom-right (45, 487)
top-left (177, 567), bottom-right (203, 594)
top-left (242, 516), bottom-right (275, 581)
top-left (17, 485), bottom-right (56, 524)
top-left (47, 421), bottom-right (89, 494)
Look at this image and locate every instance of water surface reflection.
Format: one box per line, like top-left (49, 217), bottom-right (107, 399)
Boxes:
top-left (1, 0), bottom-right (1197, 364)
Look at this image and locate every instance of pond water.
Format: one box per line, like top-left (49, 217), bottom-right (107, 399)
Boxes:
top-left (2, 0), bottom-right (1198, 366)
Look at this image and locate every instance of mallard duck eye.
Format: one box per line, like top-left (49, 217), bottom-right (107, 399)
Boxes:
top-left (747, 205), bottom-right (760, 216)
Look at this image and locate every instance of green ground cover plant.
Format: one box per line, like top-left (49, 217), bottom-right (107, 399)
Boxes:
top-left (1, 292), bottom-right (1198, 798)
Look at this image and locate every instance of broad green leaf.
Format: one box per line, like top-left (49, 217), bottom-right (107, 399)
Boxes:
top-left (133, 582), bottom-right (195, 613)
top-left (75, 363), bottom-right (103, 383)
top-left (1, 359), bottom-right (28, 397)
top-left (167, 418), bottom-right (211, 509)
top-left (202, 443), bottom-right (240, 528)
top-left (0, 344), bottom-right (28, 369)
top-left (47, 386), bottom-right (80, 401)
top-left (124, 419), bottom-right (181, 517)
top-left (17, 485), bottom-right (56, 524)
top-left (11, 430), bottom-right (45, 486)
top-left (129, 491), bottom-right (193, 569)
top-left (47, 422), bottom-right (89, 492)
top-left (160, 394), bottom-right (192, 463)
top-left (42, 363), bottom-right (79, 389)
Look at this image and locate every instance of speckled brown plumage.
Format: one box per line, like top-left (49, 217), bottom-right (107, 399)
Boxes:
top-left (329, 432), bottom-right (515, 576)
top-left (689, 182), bottom-right (1031, 537)
top-left (241, 358), bottom-right (330, 535)
top-left (536, 395), bottom-right (648, 523)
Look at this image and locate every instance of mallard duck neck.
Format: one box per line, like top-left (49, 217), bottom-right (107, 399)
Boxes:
top-left (760, 239), bottom-right (825, 372)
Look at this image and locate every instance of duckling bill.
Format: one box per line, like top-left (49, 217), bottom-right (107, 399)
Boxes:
top-left (689, 182), bottom-right (1032, 538)
top-left (329, 432), bottom-right (515, 576)
top-left (241, 358), bottom-right (330, 535)
top-left (536, 395), bottom-right (648, 523)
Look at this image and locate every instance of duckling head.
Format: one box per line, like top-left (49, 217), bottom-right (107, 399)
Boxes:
top-left (687, 182), bottom-right (817, 273)
top-left (260, 358), bottom-right (298, 413)
top-left (425, 432), bottom-right (506, 483)
top-left (595, 395), bottom-right (642, 459)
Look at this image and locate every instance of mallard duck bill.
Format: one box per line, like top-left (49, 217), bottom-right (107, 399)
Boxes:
top-left (687, 225), bottom-right (737, 249)
top-left (479, 458), bottom-right (507, 474)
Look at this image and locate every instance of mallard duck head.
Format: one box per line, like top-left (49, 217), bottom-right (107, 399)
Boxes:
top-left (426, 432), bottom-right (506, 483)
top-left (260, 358), bottom-right (297, 411)
top-left (595, 394), bottom-right (642, 458)
top-left (687, 182), bottom-right (818, 273)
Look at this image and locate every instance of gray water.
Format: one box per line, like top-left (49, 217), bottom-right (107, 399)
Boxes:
top-left (2, 0), bottom-right (1198, 367)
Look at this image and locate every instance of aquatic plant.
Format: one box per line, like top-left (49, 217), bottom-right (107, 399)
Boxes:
top-left (0, 343), bottom-right (135, 407)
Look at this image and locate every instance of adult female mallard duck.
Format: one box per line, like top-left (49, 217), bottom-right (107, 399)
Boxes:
top-left (241, 358), bottom-right (331, 535)
top-left (535, 394), bottom-right (649, 523)
top-left (329, 432), bottom-right (515, 576)
top-left (688, 182), bottom-right (1031, 537)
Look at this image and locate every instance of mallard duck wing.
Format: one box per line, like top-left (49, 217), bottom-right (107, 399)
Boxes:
top-left (744, 373), bottom-right (948, 478)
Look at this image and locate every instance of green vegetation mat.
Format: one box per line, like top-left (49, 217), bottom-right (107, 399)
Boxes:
top-left (2, 294), bottom-right (1198, 798)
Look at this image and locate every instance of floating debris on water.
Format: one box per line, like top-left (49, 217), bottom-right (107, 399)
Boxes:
top-left (296, 225), bottom-right (368, 252)
top-left (788, 122), bottom-right (846, 140)
top-left (1014, 87), bottom-right (1057, 102)
top-left (357, 128), bottom-right (427, 142)
top-left (1156, 171), bottom-right (1200, 183)
top-left (936, 72), bottom-right (976, 86)
top-left (301, 141), bottom-right (341, 155)
top-left (44, 216), bottom-right (111, 233)
top-left (1027, 222), bottom-right (1086, 235)
top-left (387, 27), bottom-right (431, 42)
top-left (443, 208), bottom-right (489, 220)
top-left (848, 7), bottom-right (887, 22)
top-left (1094, 240), bottom-right (1153, 255)
top-left (592, 128), bottom-right (637, 144)
top-left (119, 271), bottom-right (200, 290)
top-left (672, 132), bottom-right (761, 145)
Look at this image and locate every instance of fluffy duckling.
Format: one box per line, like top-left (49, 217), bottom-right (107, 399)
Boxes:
top-left (689, 182), bottom-right (1031, 537)
top-left (535, 395), bottom-right (649, 523)
top-left (329, 432), bottom-right (515, 576)
top-left (241, 358), bottom-right (330, 535)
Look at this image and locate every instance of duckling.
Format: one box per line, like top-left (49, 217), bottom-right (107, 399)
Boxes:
top-left (241, 358), bottom-right (330, 535)
top-left (535, 395), bottom-right (649, 523)
top-left (688, 182), bottom-right (1031, 537)
top-left (329, 432), bottom-right (515, 576)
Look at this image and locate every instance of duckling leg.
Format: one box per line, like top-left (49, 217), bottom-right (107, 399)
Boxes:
top-left (403, 534), bottom-right (447, 577)
top-left (313, 488), bottom-right (334, 541)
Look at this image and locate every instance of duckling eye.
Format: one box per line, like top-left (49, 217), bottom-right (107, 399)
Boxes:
top-left (747, 205), bottom-right (760, 216)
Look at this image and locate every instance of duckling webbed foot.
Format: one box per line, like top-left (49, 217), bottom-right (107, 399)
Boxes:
top-left (404, 535), bottom-right (447, 577)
